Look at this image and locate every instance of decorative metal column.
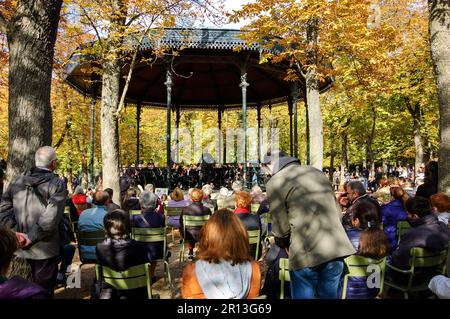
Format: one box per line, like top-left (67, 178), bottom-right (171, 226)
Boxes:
top-left (224, 111), bottom-right (227, 164)
top-left (288, 98), bottom-right (294, 156)
top-left (257, 103), bottom-right (262, 163)
top-left (291, 83), bottom-right (299, 159)
top-left (240, 67), bottom-right (249, 185)
top-left (165, 70), bottom-right (173, 188)
top-left (304, 86), bottom-right (310, 165)
top-left (136, 101), bottom-right (142, 167)
top-left (175, 106), bottom-right (180, 163)
top-left (218, 106), bottom-right (222, 164)
top-left (89, 86), bottom-right (96, 189)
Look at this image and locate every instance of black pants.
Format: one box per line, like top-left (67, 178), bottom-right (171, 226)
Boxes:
top-left (27, 257), bottom-right (59, 298)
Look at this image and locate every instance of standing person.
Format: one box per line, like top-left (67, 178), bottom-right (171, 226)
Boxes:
top-left (415, 161), bottom-right (438, 199)
top-left (261, 150), bottom-right (355, 299)
top-left (0, 146), bottom-right (67, 296)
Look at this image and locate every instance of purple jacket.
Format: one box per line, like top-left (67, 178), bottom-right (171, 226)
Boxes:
top-left (391, 214), bottom-right (450, 269)
top-left (381, 199), bottom-right (408, 252)
top-left (0, 276), bottom-right (49, 299)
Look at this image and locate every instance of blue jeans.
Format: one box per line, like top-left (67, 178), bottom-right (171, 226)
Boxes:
top-left (290, 259), bottom-right (344, 299)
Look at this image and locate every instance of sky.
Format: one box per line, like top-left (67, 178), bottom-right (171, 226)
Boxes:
top-left (201, 0), bottom-right (255, 29)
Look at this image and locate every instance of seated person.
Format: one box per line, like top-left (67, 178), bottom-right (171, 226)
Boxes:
top-left (260, 242), bottom-right (290, 299)
top-left (430, 193), bottom-right (450, 225)
top-left (182, 209), bottom-right (261, 299)
top-left (180, 189), bottom-right (212, 261)
top-left (201, 184), bottom-right (217, 213)
top-left (167, 187), bottom-right (189, 228)
top-left (391, 196), bottom-right (450, 269)
top-left (223, 181), bottom-right (243, 210)
top-left (428, 275), bottom-right (450, 299)
top-left (234, 191), bottom-right (262, 260)
top-left (72, 186), bottom-right (89, 216)
top-left (77, 191), bottom-right (109, 261)
top-left (389, 197), bottom-right (450, 288)
top-left (381, 187), bottom-right (408, 252)
top-left (95, 209), bottom-right (149, 299)
top-left (122, 187), bottom-right (141, 213)
top-left (0, 226), bottom-right (49, 299)
top-left (216, 187), bottom-right (230, 210)
top-left (130, 191), bottom-right (166, 280)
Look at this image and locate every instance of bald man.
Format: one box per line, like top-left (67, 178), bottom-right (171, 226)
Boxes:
top-left (77, 190), bottom-right (110, 261)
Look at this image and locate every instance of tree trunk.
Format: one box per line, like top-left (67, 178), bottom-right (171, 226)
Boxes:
top-left (366, 106), bottom-right (376, 171)
top-left (306, 17), bottom-right (323, 170)
top-left (428, 0), bottom-right (450, 193)
top-left (4, 0), bottom-right (62, 183)
top-left (100, 57), bottom-right (121, 205)
top-left (340, 129), bottom-right (348, 187)
top-left (405, 97), bottom-right (424, 174)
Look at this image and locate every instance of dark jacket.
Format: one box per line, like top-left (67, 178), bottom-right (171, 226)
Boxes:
top-left (235, 208), bottom-right (262, 260)
top-left (381, 199), bottom-right (408, 252)
top-left (180, 202), bottom-right (211, 243)
top-left (131, 209), bottom-right (166, 260)
top-left (0, 167), bottom-right (67, 260)
top-left (391, 214), bottom-right (450, 269)
top-left (0, 276), bottom-right (50, 299)
top-left (265, 154), bottom-right (355, 270)
top-left (346, 228), bottom-right (363, 252)
top-left (415, 182), bottom-right (438, 199)
top-left (123, 198), bottom-right (140, 212)
top-left (95, 238), bottom-right (149, 299)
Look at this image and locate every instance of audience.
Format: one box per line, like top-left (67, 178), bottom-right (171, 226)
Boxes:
top-left (180, 189), bottom-right (212, 261)
top-left (182, 209), bottom-right (261, 299)
top-left (381, 187), bottom-right (409, 252)
top-left (0, 226), bottom-right (49, 299)
top-left (104, 188), bottom-right (120, 213)
top-left (167, 187), bottom-right (189, 229)
top-left (430, 193), bottom-right (450, 225)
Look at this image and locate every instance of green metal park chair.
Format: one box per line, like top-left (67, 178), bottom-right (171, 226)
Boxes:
top-left (95, 263), bottom-right (154, 299)
top-left (131, 226), bottom-right (172, 287)
top-left (341, 255), bottom-right (386, 299)
top-left (130, 209), bottom-right (141, 216)
top-left (250, 203), bottom-right (260, 214)
top-left (279, 258), bottom-right (290, 299)
top-left (385, 247), bottom-right (447, 299)
top-left (247, 229), bottom-right (261, 261)
top-left (179, 214), bottom-right (210, 263)
top-left (77, 229), bottom-right (105, 267)
top-left (164, 206), bottom-right (184, 242)
top-left (397, 220), bottom-right (412, 245)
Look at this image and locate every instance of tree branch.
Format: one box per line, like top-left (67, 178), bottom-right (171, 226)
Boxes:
top-left (0, 12), bottom-right (9, 35)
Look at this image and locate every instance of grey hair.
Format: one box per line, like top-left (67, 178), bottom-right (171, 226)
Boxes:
top-left (74, 186), bottom-right (84, 194)
top-left (144, 184), bottom-right (154, 192)
top-left (202, 184), bottom-right (213, 196)
top-left (35, 146), bottom-right (57, 168)
top-left (139, 191), bottom-right (158, 210)
top-left (347, 180), bottom-right (366, 195)
top-left (232, 181), bottom-right (243, 192)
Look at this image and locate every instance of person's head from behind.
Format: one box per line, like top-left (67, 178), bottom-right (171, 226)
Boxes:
top-left (346, 180), bottom-right (366, 202)
top-left (235, 191), bottom-right (252, 210)
top-left (0, 226), bottom-right (17, 276)
top-left (139, 191), bottom-right (158, 211)
top-left (390, 186), bottom-right (408, 205)
top-left (74, 186), bottom-right (84, 195)
top-left (424, 161), bottom-right (438, 183)
top-left (250, 185), bottom-right (262, 195)
top-left (190, 188), bottom-right (203, 202)
top-left (170, 187), bottom-right (184, 202)
top-left (430, 193), bottom-right (450, 214)
top-left (352, 202), bottom-right (380, 229)
top-left (231, 181), bottom-right (243, 193)
top-left (261, 149), bottom-right (290, 175)
top-left (144, 184), bottom-right (154, 193)
top-left (219, 187), bottom-right (229, 198)
top-left (197, 209), bottom-right (251, 265)
top-left (104, 188), bottom-right (114, 201)
top-left (405, 196), bottom-right (433, 220)
top-left (104, 209), bottom-right (130, 240)
top-left (93, 190), bottom-right (109, 206)
top-left (202, 184), bottom-right (213, 198)
top-left (35, 146), bottom-right (58, 172)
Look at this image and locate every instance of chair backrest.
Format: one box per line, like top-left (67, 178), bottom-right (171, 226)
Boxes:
top-left (130, 210), bottom-right (141, 216)
top-left (131, 227), bottom-right (166, 244)
top-left (77, 229), bottom-right (105, 246)
top-left (182, 214), bottom-right (210, 227)
top-left (250, 203), bottom-right (260, 214)
top-left (397, 220), bottom-right (412, 244)
top-left (342, 255), bottom-right (386, 299)
top-left (165, 206), bottom-right (184, 217)
top-left (279, 258), bottom-right (290, 299)
top-left (409, 247), bottom-right (447, 270)
top-left (64, 206), bottom-right (71, 221)
top-left (95, 263), bottom-right (152, 298)
top-left (247, 229), bottom-right (261, 260)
